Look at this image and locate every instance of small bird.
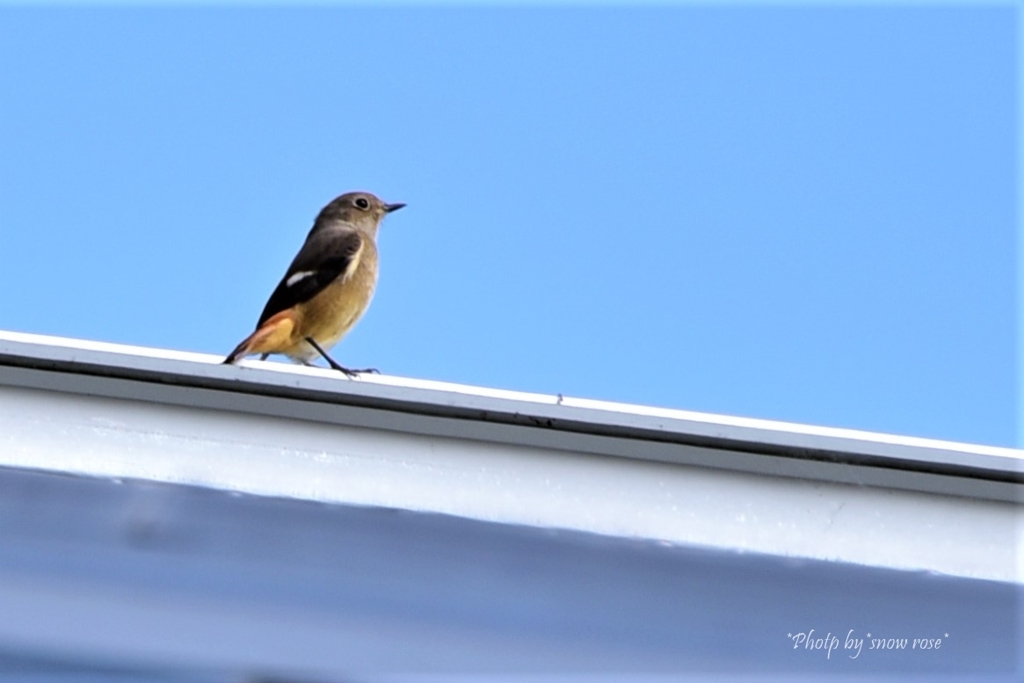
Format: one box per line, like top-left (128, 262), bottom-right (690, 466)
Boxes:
top-left (223, 191), bottom-right (405, 376)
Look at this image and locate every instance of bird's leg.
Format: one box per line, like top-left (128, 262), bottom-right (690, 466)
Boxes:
top-left (259, 353), bottom-right (270, 361)
top-left (304, 337), bottom-right (378, 377)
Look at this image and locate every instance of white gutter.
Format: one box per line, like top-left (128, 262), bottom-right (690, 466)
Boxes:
top-left (0, 330), bottom-right (1020, 582)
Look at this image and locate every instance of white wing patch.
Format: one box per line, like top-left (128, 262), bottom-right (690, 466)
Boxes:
top-left (286, 270), bottom-right (316, 288)
top-left (342, 240), bottom-right (364, 282)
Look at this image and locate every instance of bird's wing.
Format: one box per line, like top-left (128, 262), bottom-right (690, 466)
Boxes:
top-left (256, 229), bottom-right (364, 327)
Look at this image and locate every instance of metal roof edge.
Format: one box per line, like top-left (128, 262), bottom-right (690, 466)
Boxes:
top-left (2, 330), bottom-right (1021, 583)
top-left (0, 329), bottom-right (1021, 493)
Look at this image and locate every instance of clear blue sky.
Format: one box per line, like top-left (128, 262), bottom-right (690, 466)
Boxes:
top-left (0, 5), bottom-right (1017, 447)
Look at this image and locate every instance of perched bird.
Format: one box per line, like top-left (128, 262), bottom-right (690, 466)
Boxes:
top-left (223, 191), bottom-right (405, 376)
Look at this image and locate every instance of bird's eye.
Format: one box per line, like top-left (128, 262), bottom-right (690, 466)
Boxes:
top-left (354, 197), bottom-right (370, 210)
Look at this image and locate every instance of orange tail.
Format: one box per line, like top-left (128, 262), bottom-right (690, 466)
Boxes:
top-left (222, 311), bottom-right (297, 364)
top-left (223, 332), bottom-right (258, 365)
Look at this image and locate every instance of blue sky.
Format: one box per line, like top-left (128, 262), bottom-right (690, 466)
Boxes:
top-left (0, 5), bottom-right (1017, 447)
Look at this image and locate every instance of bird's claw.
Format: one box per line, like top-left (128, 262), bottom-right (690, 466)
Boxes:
top-left (330, 365), bottom-right (379, 378)
top-left (342, 367), bottom-right (379, 376)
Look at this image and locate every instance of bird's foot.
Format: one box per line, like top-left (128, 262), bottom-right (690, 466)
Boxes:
top-left (325, 362), bottom-right (378, 377)
top-left (303, 337), bottom-right (378, 378)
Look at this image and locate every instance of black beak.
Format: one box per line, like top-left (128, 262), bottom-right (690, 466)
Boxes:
top-left (384, 202), bottom-right (406, 213)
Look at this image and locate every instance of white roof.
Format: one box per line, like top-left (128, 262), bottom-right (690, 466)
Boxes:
top-left (1, 329), bottom-right (1020, 583)
top-left (0, 330), bottom-right (1020, 680)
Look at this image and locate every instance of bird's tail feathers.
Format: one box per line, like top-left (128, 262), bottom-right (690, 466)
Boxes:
top-left (222, 312), bottom-right (296, 365)
top-left (222, 334), bottom-right (256, 365)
